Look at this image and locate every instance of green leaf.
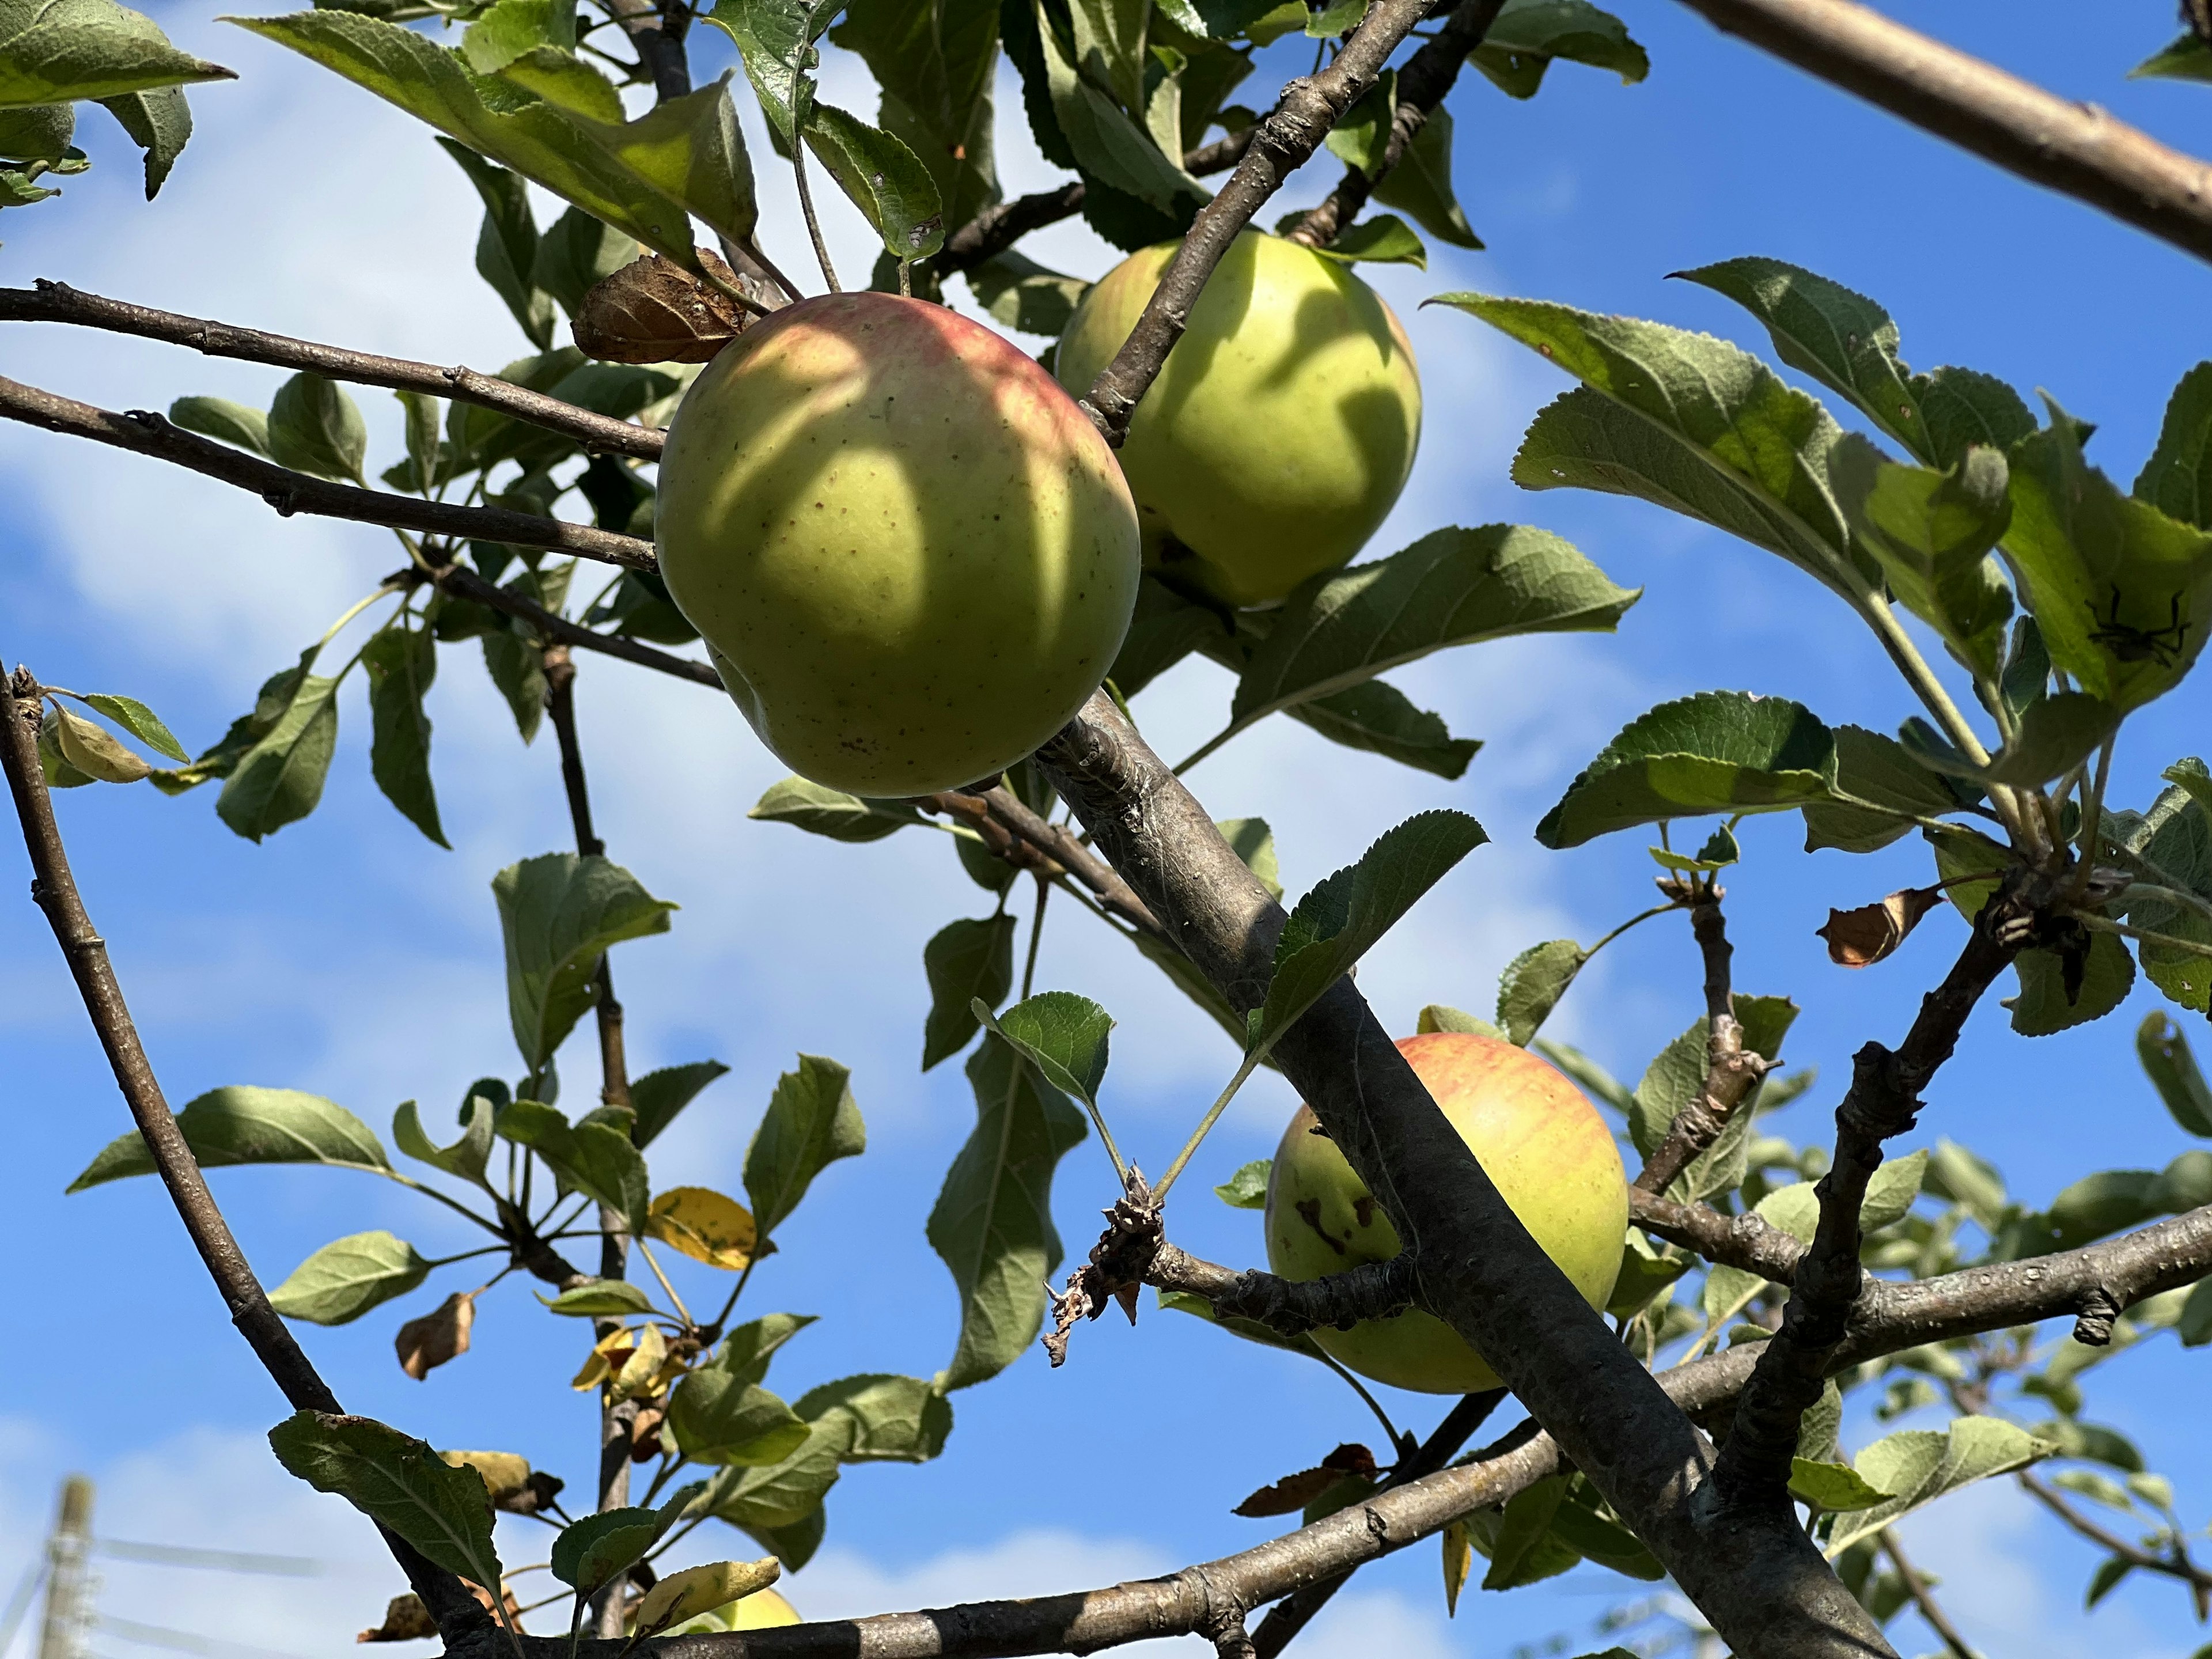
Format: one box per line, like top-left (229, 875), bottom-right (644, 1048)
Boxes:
top-left (968, 249), bottom-right (1090, 338)
top-left (1214, 1158), bottom-right (1270, 1208)
top-left (47, 704), bottom-right (150, 782)
top-left (70, 1085), bottom-right (389, 1191)
top-left (1673, 255), bottom-right (2034, 471)
top-left (65, 693), bottom-right (184, 765)
top-left (393, 1094), bottom-right (495, 1185)
top-left (531, 205), bottom-right (638, 313)
top-left (744, 1053), bottom-right (865, 1239)
top-left (1481, 1476), bottom-right (1581, 1590)
top-left (491, 852), bottom-right (676, 1072)
top-left (1497, 938), bottom-right (1586, 1046)
top-left (2132, 32), bottom-right (2212, 83)
top-left (1320, 70), bottom-right (1391, 175)
top-left (1859, 1149), bottom-right (1928, 1233)
top-left (1282, 679), bottom-right (1480, 779)
top-left (214, 671), bottom-right (339, 842)
top-left (1804, 724), bottom-right (1969, 854)
top-left (748, 775), bottom-right (925, 840)
top-left (703, 0), bottom-right (818, 146)
top-left (2003, 406), bottom-right (2212, 711)
top-left (267, 1412), bottom-right (505, 1596)
top-left (1439, 291), bottom-right (1868, 602)
top-left (1220, 526), bottom-right (1637, 752)
top-left (97, 83), bottom-right (189, 194)
top-left (2135, 362), bottom-right (2212, 528)
top-left (439, 138), bottom-right (555, 347)
top-left (793, 1373), bottom-right (952, 1463)
top-left (537, 1277), bottom-right (655, 1315)
top-left (2139, 1012), bottom-right (2212, 1136)
top-left (922, 915), bottom-right (1016, 1070)
top-left (1629, 997), bottom-right (1796, 1174)
top-left (702, 1425), bottom-right (842, 1530)
top-left (2113, 760), bottom-right (2212, 1014)
top-left (1216, 816), bottom-right (1281, 900)
top-left (803, 101), bottom-right (944, 261)
top-left (1825, 1416), bottom-right (2054, 1557)
top-left (1025, 0), bottom-right (1202, 214)
top-left (459, 0), bottom-right (575, 74)
top-left (168, 395), bottom-right (271, 456)
top-left (1470, 0), bottom-right (1646, 98)
top-left (228, 12), bottom-right (706, 266)
top-left (361, 625), bottom-right (446, 848)
top-left (566, 75), bottom-right (757, 244)
top-left (668, 1374), bottom-right (810, 1467)
top-left (1313, 212), bottom-right (1426, 269)
top-left (1904, 690), bottom-right (2116, 790)
top-left (496, 1099), bottom-right (651, 1236)
top-left (551, 1485), bottom-right (695, 1593)
top-left (479, 627), bottom-right (546, 744)
top-left (1787, 1457), bottom-right (1892, 1512)
top-left (0, 0), bottom-right (234, 106)
top-left (1249, 810), bottom-right (1488, 1054)
top-left (827, 0), bottom-right (999, 229)
top-left (1370, 104), bottom-right (1475, 248)
top-left (631, 1059), bottom-right (730, 1148)
top-left (976, 990), bottom-right (1113, 1119)
top-left (1429, 1004), bottom-right (1509, 1040)
top-left (267, 1230), bottom-right (431, 1325)
top-left (266, 371), bottom-right (367, 482)
top-left (2005, 929), bottom-right (2135, 1036)
top-left (1830, 437), bottom-right (2013, 676)
top-left (0, 99), bottom-right (71, 158)
top-left (705, 1313), bottom-right (817, 1385)
top-left (929, 1035), bottom-right (1088, 1390)
top-left (1536, 690), bottom-right (1835, 849)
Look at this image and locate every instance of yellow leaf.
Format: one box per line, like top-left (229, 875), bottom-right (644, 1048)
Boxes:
top-left (1442, 1518), bottom-right (1472, 1617)
top-left (728, 1589), bottom-right (801, 1630)
top-left (611, 1321), bottom-right (668, 1403)
top-left (439, 1450), bottom-right (531, 1503)
top-left (647, 1186), bottom-right (757, 1271)
top-left (631, 1559), bottom-right (782, 1634)
top-left (50, 706), bottom-right (152, 783)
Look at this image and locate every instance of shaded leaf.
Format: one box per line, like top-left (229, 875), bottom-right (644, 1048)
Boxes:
top-left (48, 704), bottom-right (150, 782)
top-left (1830, 436), bottom-right (2013, 676)
top-left (168, 395), bottom-right (271, 456)
top-left (537, 1277), bottom-right (655, 1316)
top-left (267, 1411), bottom-right (504, 1596)
top-left (1496, 938), bottom-right (1586, 1045)
top-left (668, 1374), bottom-right (809, 1467)
top-left (976, 990), bottom-right (1112, 1118)
top-left (550, 1485), bottom-right (696, 1593)
top-left (2006, 929), bottom-right (2134, 1036)
top-left (1233, 1445), bottom-right (1376, 1517)
top-left (793, 1373), bottom-right (953, 1463)
top-left (2138, 1011), bottom-right (2212, 1137)
top-left (922, 915), bottom-right (1016, 1070)
top-left (744, 1053), bottom-right (865, 1238)
top-left (968, 249), bottom-right (1089, 338)
top-left (0, 0), bottom-right (233, 105)
top-left (1468, 0), bottom-right (1647, 99)
top-left (1313, 212), bottom-right (1425, 269)
top-left (214, 671), bottom-right (341, 842)
top-left (393, 1094), bottom-right (495, 1185)
top-left (1370, 105), bottom-right (1475, 248)
top-left (803, 101), bottom-right (944, 261)
top-left (267, 371), bottom-right (368, 482)
top-left (497, 1099), bottom-right (650, 1236)
top-left (362, 625), bottom-right (446, 847)
top-left (1283, 678), bottom-right (1480, 779)
top-left (492, 852), bottom-right (676, 1071)
top-left (1425, 1004), bottom-right (1508, 1040)
top-left (1788, 1458), bottom-right (1892, 1512)
top-left (631, 1059), bottom-right (730, 1148)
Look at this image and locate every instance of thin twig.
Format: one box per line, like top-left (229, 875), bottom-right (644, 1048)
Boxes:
top-left (0, 376), bottom-right (657, 571)
top-left (1673, 0), bottom-right (2212, 266)
top-left (418, 559), bottom-right (721, 688)
top-left (2019, 1471), bottom-right (2212, 1614)
top-left (0, 665), bottom-right (488, 1641)
top-left (1635, 882), bottom-right (1771, 1194)
top-left (0, 282), bottom-right (666, 461)
top-left (1876, 1529), bottom-right (1977, 1658)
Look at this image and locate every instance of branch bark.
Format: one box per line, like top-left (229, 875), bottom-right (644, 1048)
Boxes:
top-left (1286, 0), bottom-right (1505, 249)
top-left (1673, 0), bottom-right (2212, 266)
top-left (0, 375), bottom-right (657, 570)
top-left (1145, 1241), bottom-right (1421, 1334)
top-left (0, 665), bottom-right (488, 1642)
top-left (1714, 874), bottom-right (2039, 1506)
top-left (1635, 885), bottom-right (1770, 1195)
top-left (0, 281), bottom-right (668, 461)
top-left (1080, 0), bottom-right (1435, 444)
top-left (1031, 691), bottom-right (1891, 1657)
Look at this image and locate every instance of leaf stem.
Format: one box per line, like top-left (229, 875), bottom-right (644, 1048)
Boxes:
top-left (378, 1169), bottom-right (506, 1234)
top-left (790, 140), bottom-right (842, 293)
top-left (2074, 912), bottom-right (2212, 961)
top-left (1312, 1348), bottom-right (1401, 1450)
top-left (1589, 901), bottom-right (1682, 956)
top-left (634, 1238), bottom-right (692, 1328)
top-left (1020, 874), bottom-right (1051, 1002)
top-left (1153, 1048), bottom-right (1264, 1202)
top-left (1172, 723), bottom-right (1235, 777)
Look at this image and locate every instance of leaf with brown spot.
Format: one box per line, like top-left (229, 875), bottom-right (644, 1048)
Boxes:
top-left (1231, 1444), bottom-right (1377, 1517)
top-left (1816, 886), bottom-right (1945, 967)
top-left (573, 251), bottom-right (748, 363)
top-left (395, 1291), bottom-right (475, 1379)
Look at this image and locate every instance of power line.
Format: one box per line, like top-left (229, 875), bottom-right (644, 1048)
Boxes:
top-left (94, 1617), bottom-right (309, 1659)
top-left (89, 1546), bottom-right (318, 1580)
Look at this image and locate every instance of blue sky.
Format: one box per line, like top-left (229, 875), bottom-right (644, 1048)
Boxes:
top-left (3, 3), bottom-right (2212, 1656)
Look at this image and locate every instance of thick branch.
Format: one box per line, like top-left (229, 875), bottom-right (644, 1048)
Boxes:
top-left (1082, 0), bottom-right (1434, 443)
top-left (1287, 0), bottom-right (1505, 249)
top-left (1632, 1186), bottom-right (1808, 1281)
top-left (0, 281), bottom-right (667, 461)
top-left (1031, 692), bottom-right (1889, 1658)
top-left (1146, 1241), bottom-right (1420, 1334)
top-left (1636, 888), bottom-right (1769, 1194)
top-left (1673, 0), bottom-right (2212, 266)
top-left (0, 376), bottom-right (657, 570)
top-left (1714, 875), bottom-right (2036, 1503)
top-left (601, 0), bottom-right (691, 103)
top-left (0, 666), bottom-right (486, 1639)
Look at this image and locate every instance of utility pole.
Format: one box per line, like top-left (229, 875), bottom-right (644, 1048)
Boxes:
top-left (35, 1478), bottom-right (93, 1659)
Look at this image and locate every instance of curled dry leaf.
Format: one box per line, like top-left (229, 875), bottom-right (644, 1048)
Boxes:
top-left (1816, 885), bottom-right (1945, 968)
top-left (631, 1403), bottom-right (667, 1463)
top-left (395, 1291), bottom-right (475, 1380)
top-left (574, 251), bottom-right (749, 364)
top-left (357, 1578), bottom-right (521, 1643)
top-left (438, 1449), bottom-right (563, 1514)
top-left (1230, 1442), bottom-right (1377, 1517)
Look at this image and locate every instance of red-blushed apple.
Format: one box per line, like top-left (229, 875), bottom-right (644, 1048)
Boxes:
top-left (1052, 229), bottom-right (1421, 608)
top-left (656, 292), bottom-right (1141, 796)
top-left (1264, 1031), bottom-right (1627, 1393)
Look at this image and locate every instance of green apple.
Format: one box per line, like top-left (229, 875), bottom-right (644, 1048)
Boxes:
top-left (656, 292), bottom-right (1141, 796)
top-left (1053, 229), bottom-right (1422, 608)
top-left (1264, 1031), bottom-right (1627, 1393)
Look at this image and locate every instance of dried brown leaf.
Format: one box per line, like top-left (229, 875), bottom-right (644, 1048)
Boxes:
top-left (1230, 1444), bottom-right (1377, 1517)
top-left (357, 1580), bottom-right (519, 1643)
top-left (395, 1290), bottom-right (475, 1380)
top-left (630, 1403), bottom-right (667, 1463)
top-left (573, 251), bottom-right (748, 364)
top-left (1816, 886), bottom-right (1945, 968)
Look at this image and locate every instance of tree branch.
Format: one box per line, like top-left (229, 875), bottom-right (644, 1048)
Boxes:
top-left (2018, 1470), bottom-right (2212, 1610)
top-left (1145, 1241), bottom-right (1421, 1334)
top-left (0, 281), bottom-right (668, 461)
top-left (1287, 0), bottom-right (1505, 249)
top-left (1635, 884), bottom-right (1770, 1194)
top-left (1031, 691), bottom-right (1891, 1658)
top-left (1672, 0), bottom-right (2212, 266)
top-left (417, 560), bottom-right (721, 688)
top-left (0, 664), bottom-right (488, 1642)
top-left (1631, 1185), bottom-right (1807, 1281)
top-left (1876, 1529), bottom-right (1977, 1659)
top-left (1081, 0), bottom-right (1435, 444)
top-left (0, 375), bottom-right (657, 570)
top-left (1714, 873), bottom-right (2039, 1505)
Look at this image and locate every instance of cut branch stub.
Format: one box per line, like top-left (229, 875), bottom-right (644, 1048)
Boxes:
top-left (574, 252), bottom-right (750, 364)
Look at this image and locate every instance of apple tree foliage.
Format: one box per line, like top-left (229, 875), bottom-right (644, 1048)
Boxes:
top-left (12, 0), bottom-right (2212, 1652)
